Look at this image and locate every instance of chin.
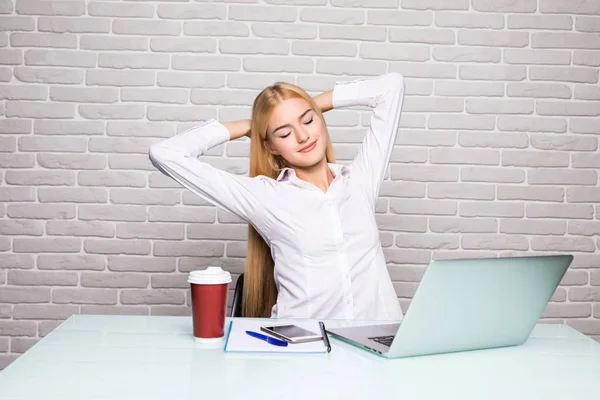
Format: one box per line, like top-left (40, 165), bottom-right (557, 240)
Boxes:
top-left (294, 152), bottom-right (327, 169)
top-left (287, 140), bottom-right (328, 168)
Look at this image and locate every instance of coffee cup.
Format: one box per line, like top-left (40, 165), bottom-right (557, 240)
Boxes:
top-left (188, 266), bottom-right (231, 342)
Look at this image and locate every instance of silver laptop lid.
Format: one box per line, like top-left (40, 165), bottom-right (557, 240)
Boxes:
top-left (388, 255), bottom-right (573, 358)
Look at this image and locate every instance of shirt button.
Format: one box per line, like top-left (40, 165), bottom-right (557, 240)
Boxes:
top-left (345, 298), bottom-right (351, 304)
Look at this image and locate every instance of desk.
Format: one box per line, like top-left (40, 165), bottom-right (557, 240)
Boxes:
top-left (0, 315), bottom-right (599, 399)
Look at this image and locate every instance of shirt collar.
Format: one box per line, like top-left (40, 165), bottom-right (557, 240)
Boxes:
top-left (275, 163), bottom-right (350, 183)
top-left (275, 167), bottom-right (293, 182)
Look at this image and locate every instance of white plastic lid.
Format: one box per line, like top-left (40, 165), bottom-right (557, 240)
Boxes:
top-left (187, 267), bottom-right (232, 285)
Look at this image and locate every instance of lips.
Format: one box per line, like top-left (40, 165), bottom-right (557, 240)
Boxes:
top-left (299, 140), bottom-right (317, 153)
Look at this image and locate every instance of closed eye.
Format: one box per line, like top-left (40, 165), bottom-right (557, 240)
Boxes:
top-left (279, 117), bottom-right (314, 139)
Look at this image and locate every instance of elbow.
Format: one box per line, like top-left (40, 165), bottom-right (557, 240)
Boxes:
top-left (148, 143), bottom-right (168, 171)
top-left (385, 72), bottom-right (405, 96)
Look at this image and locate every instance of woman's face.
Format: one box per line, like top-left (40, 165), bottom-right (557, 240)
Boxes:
top-left (264, 97), bottom-right (327, 169)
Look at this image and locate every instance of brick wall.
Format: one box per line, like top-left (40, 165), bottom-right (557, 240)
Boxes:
top-left (1, 0), bottom-right (599, 369)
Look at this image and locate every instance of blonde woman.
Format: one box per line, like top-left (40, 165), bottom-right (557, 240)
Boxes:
top-left (149, 72), bottom-right (405, 321)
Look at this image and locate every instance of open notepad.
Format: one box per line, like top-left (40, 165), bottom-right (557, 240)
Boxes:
top-left (224, 319), bottom-right (328, 354)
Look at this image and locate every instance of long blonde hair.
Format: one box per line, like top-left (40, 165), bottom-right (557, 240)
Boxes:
top-left (242, 82), bottom-right (336, 317)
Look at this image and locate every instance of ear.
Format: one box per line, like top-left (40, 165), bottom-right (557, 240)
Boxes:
top-left (263, 139), bottom-right (279, 156)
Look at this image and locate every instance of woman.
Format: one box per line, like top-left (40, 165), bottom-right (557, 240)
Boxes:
top-left (149, 72), bottom-right (405, 321)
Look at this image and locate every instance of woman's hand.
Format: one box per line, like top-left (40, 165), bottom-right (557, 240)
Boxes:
top-left (222, 119), bottom-right (251, 141)
top-left (313, 89), bottom-right (333, 114)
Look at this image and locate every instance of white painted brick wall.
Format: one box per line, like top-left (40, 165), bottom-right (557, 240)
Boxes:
top-left (0, 0), bottom-right (599, 369)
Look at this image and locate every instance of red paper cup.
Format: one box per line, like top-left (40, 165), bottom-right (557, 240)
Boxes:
top-left (188, 267), bottom-right (231, 343)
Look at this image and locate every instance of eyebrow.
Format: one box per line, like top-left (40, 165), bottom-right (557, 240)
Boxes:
top-left (272, 109), bottom-right (313, 135)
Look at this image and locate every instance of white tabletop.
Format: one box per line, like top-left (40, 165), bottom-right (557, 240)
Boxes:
top-left (0, 315), bottom-right (599, 400)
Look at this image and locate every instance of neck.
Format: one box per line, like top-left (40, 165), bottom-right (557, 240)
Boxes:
top-left (293, 157), bottom-right (335, 193)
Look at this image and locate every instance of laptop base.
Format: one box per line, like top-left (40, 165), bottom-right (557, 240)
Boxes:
top-left (327, 324), bottom-right (400, 356)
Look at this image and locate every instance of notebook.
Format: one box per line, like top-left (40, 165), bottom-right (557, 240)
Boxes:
top-left (224, 319), bottom-right (328, 354)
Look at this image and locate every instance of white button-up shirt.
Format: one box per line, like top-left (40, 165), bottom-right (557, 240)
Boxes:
top-left (149, 72), bottom-right (405, 321)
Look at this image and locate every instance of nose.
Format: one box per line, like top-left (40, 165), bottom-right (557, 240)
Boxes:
top-left (295, 127), bottom-right (309, 143)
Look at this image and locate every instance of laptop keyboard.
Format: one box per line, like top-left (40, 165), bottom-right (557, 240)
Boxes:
top-left (368, 335), bottom-right (395, 347)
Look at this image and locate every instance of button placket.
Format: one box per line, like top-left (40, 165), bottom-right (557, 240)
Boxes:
top-left (328, 197), bottom-right (353, 316)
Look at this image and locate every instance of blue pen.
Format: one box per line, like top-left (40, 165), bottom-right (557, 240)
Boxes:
top-left (246, 330), bottom-right (289, 347)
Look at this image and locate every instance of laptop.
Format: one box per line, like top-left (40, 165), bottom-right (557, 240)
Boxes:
top-left (327, 254), bottom-right (573, 358)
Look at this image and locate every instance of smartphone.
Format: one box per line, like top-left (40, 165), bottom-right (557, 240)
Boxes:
top-left (260, 324), bottom-right (323, 343)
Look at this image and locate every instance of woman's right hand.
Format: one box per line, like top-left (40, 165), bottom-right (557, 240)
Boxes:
top-left (222, 119), bottom-right (252, 141)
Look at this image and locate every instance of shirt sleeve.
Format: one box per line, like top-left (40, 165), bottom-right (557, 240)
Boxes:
top-left (148, 119), bottom-right (271, 231)
top-left (331, 72), bottom-right (405, 205)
